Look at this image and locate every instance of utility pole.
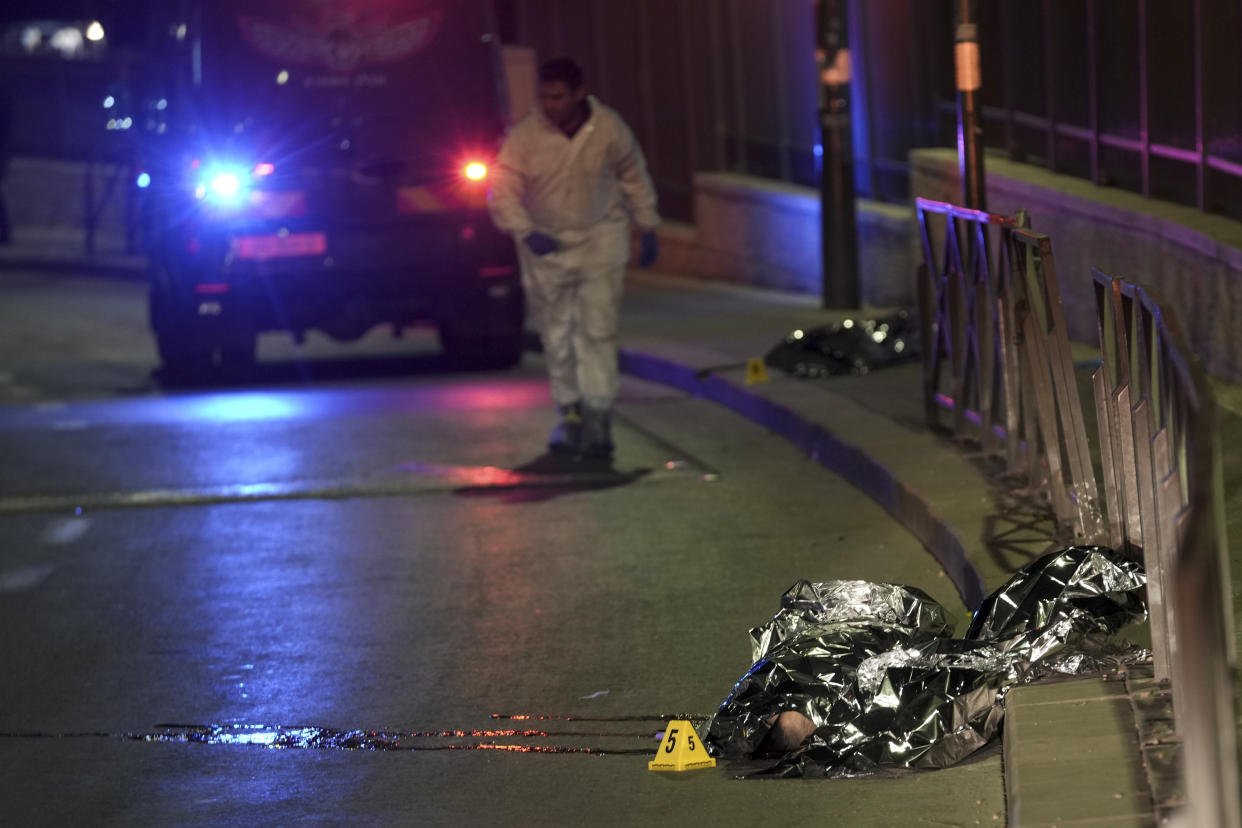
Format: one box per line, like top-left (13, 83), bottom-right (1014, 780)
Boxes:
top-left (954, 0), bottom-right (986, 210)
top-left (815, 0), bottom-right (859, 309)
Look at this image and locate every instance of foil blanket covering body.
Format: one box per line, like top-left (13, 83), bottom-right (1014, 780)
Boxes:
top-left (704, 546), bottom-right (1148, 777)
top-left (764, 311), bottom-right (920, 378)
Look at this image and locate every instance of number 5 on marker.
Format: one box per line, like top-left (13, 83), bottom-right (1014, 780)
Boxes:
top-left (648, 720), bottom-right (715, 773)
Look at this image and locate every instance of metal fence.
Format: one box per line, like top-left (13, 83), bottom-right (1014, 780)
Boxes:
top-left (509, 0), bottom-right (827, 222)
top-left (508, 0), bottom-right (1242, 225)
top-left (1090, 268), bottom-right (1239, 827)
top-left (924, 0), bottom-right (1242, 224)
top-left (16, 2), bottom-right (1242, 226)
top-left (915, 198), bottom-right (1099, 538)
top-left (917, 195), bottom-right (1240, 826)
top-left (508, 0), bottom-right (957, 218)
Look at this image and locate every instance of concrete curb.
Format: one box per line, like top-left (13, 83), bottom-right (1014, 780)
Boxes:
top-left (1002, 677), bottom-right (1155, 826)
top-left (616, 347), bottom-right (987, 609)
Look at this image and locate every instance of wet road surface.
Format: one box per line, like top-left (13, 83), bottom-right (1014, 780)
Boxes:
top-left (0, 269), bottom-right (1003, 825)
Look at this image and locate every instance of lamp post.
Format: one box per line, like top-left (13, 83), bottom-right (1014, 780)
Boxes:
top-left (954, 0), bottom-right (986, 210)
top-left (815, 0), bottom-right (860, 309)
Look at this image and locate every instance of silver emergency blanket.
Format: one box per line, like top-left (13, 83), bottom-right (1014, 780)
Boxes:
top-left (704, 545), bottom-right (1148, 777)
top-left (764, 310), bottom-right (919, 378)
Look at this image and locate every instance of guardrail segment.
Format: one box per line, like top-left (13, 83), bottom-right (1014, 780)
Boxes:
top-left (1091, 269), bottom-right (1239, 828)
top-left (918, 195), bottom-right (1237, 825)
top-left (915, 197), bottom-right (1098, 539)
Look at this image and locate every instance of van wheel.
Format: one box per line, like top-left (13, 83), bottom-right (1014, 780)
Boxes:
top-left (219, 331), bottom-right (257, 380)
top-left (440, 328), bottom-right (525, 370)
top-left (155, 326), bottom-right (214, 384)
top-left (150, 287), bottom-right (211, 384)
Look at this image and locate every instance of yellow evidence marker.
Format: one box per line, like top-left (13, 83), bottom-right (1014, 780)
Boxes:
top-left (648, 720), bottom-right (716, 772)
top-left (745, 357), bottom-right (770, 385)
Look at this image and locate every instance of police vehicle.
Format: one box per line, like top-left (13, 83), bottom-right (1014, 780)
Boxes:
top-left (135, 0), bottom-right (523, 378)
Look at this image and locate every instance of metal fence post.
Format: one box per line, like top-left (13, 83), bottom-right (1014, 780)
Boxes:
top-left (815, 0), bottom-right (860, 309)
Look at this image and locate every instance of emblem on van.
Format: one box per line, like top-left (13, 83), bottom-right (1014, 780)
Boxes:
top-left (239, 11), bottom-right (442, 74)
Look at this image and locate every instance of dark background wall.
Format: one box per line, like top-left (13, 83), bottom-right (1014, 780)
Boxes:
top-left (504, 0), bottom-right (1242, 226)
top-left (502, 0), bottom-right (824, 221)
top-left (8, 1), bottom-right (1242, 225)
top-left (500, 0), bottom-right (956, 221)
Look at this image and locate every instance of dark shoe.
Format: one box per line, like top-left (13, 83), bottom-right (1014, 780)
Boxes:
top-left (548, 402), bottom-right (583, 453)
top-left (580, 406), bottom-right (614, 457)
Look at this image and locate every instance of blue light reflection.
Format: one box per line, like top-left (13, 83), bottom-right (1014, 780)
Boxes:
top-left (187, 393), bottom-right (302, 423)
top-left (196, 163), bottom-right (251, 205)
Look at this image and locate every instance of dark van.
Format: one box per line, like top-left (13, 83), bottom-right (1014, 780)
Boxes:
top-left (136, 0), bottom-right (523, 378)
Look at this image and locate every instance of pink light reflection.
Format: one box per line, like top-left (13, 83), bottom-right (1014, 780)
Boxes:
top-left (430, 382), bottom-right (550, 411)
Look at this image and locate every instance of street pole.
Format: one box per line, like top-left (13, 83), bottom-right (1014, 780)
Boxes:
top-left (815, 0), bottom-right (860, 309)
top-left (954, 0), bottom-right (986, 210)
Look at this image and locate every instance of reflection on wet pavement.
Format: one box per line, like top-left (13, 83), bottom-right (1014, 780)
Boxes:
top-left (142, 723), bottom-right (655, 754)
top-left (0, 714), bottom-right (713, 757)
top-left (445, 453), bottom-right (653, 503)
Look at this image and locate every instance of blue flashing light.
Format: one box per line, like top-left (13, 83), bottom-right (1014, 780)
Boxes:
top-left (211, 172), bottom-right (240, 198)
top-left (136, 172), bottom-right (151, 188)
top-left (196, 163), bottom-right (250, 205)
top-left (813, 143), bottom-right (824, 158)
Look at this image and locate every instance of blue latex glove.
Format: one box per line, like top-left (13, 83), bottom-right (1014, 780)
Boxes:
top-left (638, 230), bottom-right (659, 268)
top-left (524, 232), bottom-right (558, 256)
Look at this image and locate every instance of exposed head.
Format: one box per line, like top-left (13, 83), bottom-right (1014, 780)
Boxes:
top-left (537, 57), bottom-right (587, 130)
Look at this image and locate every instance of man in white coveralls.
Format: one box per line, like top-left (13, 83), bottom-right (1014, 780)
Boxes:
top-left (488, 56), bottom-right (660, 457)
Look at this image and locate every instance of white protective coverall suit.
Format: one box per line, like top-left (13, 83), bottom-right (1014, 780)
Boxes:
top-left (488, 96), bottom-right (660, 412)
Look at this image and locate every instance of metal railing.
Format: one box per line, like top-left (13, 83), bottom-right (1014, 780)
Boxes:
top-left (927, 0), bottom-right (1242, 222)
top-left (917, 194), bottom-right (1239, 825)
top-left (1091, 269), bottom-right (1239, 827)
top-left (915, 197), bottom-right (1098, 538)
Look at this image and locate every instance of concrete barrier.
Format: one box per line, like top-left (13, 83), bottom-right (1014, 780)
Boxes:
top-left (1, 156), bottom-right (132, 253)
top-left (653, 172), bottom-right (915, 308)
top-left (911, 147), bottom-right (1242, 384)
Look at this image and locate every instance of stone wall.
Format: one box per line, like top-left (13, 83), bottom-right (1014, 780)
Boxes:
top-left (654, 172), bottom-right (916, 309)
top-left (911, 148), bottom-right (1242, 383)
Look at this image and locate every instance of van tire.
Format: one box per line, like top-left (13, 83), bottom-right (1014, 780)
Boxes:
top-left (219, 332), bottom-right (257, 380)
top-left (150, 283), bottom-right (213, 384)
top-left (155, 326), bottom-right (214, 384)
top-left (440, 329), bottom-right (524, 370)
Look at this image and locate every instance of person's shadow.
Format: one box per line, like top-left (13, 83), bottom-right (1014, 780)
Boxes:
top-left (452, 451), bottom-right (650, 503)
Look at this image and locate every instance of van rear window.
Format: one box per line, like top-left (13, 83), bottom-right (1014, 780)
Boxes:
top-left (196, 0), bottom-right (503, 163)
top-left (235, 2), bottom-right (444, 79)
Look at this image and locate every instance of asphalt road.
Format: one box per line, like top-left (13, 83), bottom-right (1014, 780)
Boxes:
top-left (0, 269), bottom-right (1003, 826)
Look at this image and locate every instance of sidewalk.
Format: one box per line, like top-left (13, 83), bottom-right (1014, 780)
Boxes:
top-left (0, 226), bottom-right (145, 278)
top-left (5, 233), bottom-right (1238, 825)
top-left (615, 269), bottom-right (1242, 826)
